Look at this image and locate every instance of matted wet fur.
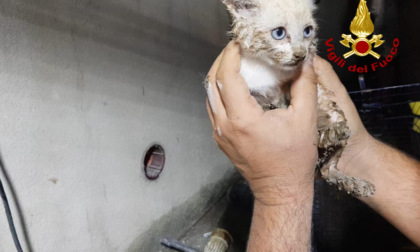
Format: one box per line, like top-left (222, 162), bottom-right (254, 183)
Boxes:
top-left (214, 0), bottom-right (375, 197)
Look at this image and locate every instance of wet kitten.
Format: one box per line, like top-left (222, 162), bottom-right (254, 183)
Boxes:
top-left (218, 0), bottom-right (375, 197)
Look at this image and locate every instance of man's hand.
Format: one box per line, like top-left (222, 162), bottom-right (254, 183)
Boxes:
top-left (314, 56), bottom-right (420, 247)
top-left (313, 56), bottom-right (374, 177)
top-left (205, 42), bottom-right (318, 206)
top-left (205, 41), bottom-right (318, 251)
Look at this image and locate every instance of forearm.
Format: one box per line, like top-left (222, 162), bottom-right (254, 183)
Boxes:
top-left (313, 55), bottom-right (420, 246)
top-left (247, 187), bottom-right (314, 252)
top-left (347, 136), bottom-right (420, 246)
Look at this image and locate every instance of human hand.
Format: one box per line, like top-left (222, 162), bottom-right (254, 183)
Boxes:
top-left (205, 42), bottom-right (318, 206)
top-left (313, 56), bottom-right (377, 178)
top-left (315, 57), bottom-right (420, 247)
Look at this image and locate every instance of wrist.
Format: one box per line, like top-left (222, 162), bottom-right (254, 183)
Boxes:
top-left (341, 131), bottom-right (382, 181)
top-left (250, 177), bottom-right (315, 207)
top-left (250, 185), bottom-right (314, 251)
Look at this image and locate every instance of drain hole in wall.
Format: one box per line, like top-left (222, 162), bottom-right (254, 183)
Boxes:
top-left (143, 144), bottom-right (165, 180)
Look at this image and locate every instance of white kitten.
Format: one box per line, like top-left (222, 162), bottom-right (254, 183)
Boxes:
top-left (225, 0), bottom-right (316, 109)
top-left (216, 0), bottom-right (375, 197)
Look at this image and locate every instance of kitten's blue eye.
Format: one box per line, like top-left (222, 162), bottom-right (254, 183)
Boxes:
top-left (272, 27), bottom-right (286, 40)
top-left (304, 26), bottom-right (313, 38)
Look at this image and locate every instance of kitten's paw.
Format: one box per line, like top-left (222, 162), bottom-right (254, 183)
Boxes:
top-left (321, 164), bottom-right (376, 197)
top-left (341, 176), bottom-right (376, 197)
top-left (318, 121), bottom-right (350, 149)
top-left (317, 86), bottom-right (351, 149)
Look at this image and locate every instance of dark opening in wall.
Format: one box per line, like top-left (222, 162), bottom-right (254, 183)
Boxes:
top-left (143, 145), bottom-right (165, 180)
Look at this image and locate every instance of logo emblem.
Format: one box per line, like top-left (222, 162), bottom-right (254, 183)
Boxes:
top-left (340, 0), bottom-right (384, 59)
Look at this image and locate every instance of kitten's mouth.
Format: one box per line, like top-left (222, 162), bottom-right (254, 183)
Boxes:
top-left (282, 60), bottom-right (304, 68)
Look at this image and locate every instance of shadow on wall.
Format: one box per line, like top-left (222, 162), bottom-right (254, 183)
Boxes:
top-left (0, 0), bottom-right (231, 118)
top-left (0, 0), bottom-right (223, 73)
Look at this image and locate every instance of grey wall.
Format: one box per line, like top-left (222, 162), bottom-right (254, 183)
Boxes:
top-left (0, 0), bottom-right (235, 251)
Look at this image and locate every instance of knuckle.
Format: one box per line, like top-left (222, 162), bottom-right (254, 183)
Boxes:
top-left (212, 132), bottom-right (222, 144)
top-left (229, 118), bottom-right (250, 134)
top-left (214, 126), bottom-right (223, 137)
top-left (212, 132), bottom-right (219, 142)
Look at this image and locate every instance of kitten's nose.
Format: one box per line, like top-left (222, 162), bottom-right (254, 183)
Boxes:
top-left (293, 49), bottom-right (307, 61)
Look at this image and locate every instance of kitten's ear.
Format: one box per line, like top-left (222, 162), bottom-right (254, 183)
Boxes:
top-left (222, 0), bottom-right (259, 18)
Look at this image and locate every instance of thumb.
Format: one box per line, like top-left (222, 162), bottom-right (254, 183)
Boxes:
top-left (289, 58), bottom-right (318, 117)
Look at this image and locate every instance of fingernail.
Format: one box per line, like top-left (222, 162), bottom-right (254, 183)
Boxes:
top-left (205, 80), bottom-right (216, 114)
top-left (216, 80), bottom-right (223, 91)
top-left (216, 127), bottom-right (222, 137)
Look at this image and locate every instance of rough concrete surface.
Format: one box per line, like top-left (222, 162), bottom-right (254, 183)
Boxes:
top-left (0, 0), bottom-right (233, 251)
top-left (131, 171), bottom-right (241, 252)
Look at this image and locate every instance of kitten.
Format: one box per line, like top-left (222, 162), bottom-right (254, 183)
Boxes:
top-left (216, 0), bottom-right (375, 197)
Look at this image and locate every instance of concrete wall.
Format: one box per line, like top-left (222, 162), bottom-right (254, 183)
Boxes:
top-left (0, 0), bottom-right (235, 251)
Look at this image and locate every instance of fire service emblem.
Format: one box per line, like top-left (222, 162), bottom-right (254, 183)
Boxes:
top-left (340, 0), bottom-right (384, 59)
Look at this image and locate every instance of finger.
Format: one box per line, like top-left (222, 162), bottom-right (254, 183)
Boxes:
top-left (313, 55), bottom-right (355, 109)
top-left (205, 51), bottom-right (227, 118)
top-left (216, 41), bottom-right (259, 120)
top-left (313, 55), bottom-right (348, 96)
top-left (206, 98), bottom-right (225, 139)
top-left (289, 59), bottom-right (318, 117)
top-left (314, 55), bottom-right (364, 130)
top-left (206, 98), bottom-right (215, 127)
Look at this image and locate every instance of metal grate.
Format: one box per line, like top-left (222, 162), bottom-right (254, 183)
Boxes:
top-left (349, 83), bottom-right (420, 158)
